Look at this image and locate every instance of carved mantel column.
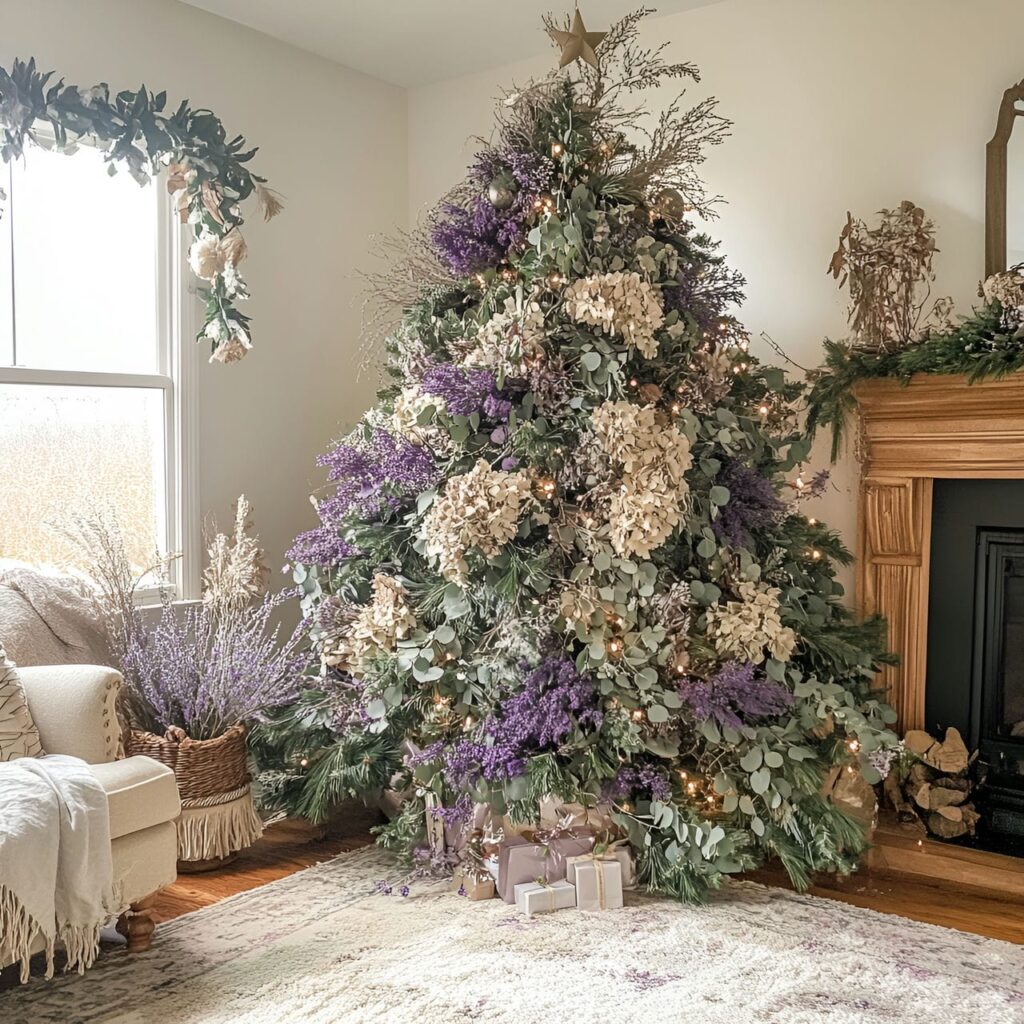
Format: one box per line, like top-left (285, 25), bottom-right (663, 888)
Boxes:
top-left (857, 476), bottom-right (932, 730)
top-left (854, 373), bottom-right (1024, 732)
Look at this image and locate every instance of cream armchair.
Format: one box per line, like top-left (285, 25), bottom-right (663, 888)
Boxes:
top-left (8, 665), bottom-right (181, 964)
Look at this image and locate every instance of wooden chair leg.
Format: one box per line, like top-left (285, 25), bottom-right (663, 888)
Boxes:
top-left (116, 894), bottom-right (157, 954)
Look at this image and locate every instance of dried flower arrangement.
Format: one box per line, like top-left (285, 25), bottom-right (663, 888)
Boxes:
top-left (827, 201), bottom-right (954, 355)
top-left (66, 497), bottom-right (303, 741)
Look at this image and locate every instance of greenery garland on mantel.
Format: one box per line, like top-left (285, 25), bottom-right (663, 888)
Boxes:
top-left (806, 299), bottom-right (1024, 459)
top-left (0, 58), bottom-right (283, 364)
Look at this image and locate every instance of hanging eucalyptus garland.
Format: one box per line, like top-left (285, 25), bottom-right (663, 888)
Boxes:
top-left (0, 58), bottom-right (283, 364)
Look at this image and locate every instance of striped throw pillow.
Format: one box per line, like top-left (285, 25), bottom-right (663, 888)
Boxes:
top-left (0, 643), bottom-right (44, 760)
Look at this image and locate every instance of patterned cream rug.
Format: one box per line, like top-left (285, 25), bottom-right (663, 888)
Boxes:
top-left (4, 845), bottom-right (1023, 1024)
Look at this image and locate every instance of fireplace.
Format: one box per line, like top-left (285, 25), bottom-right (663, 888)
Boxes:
top-left (854, 373), bottom-right (1024, 855)
top-left (927, 481), bottom-right (1024, 846)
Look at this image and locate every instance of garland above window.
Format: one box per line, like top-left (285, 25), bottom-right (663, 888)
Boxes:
top-left (0, 58), bottom-right (283, 364)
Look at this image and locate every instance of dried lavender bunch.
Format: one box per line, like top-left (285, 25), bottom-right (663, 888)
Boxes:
top-left (122, 589), bottom-right (305, 739)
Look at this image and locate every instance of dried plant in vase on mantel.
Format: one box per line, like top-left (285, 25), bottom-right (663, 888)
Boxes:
top-left (828, 200), bottom-right (955, 354)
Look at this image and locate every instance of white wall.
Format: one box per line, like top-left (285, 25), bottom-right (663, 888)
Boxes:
top-left (407, 0), bottom-right (1024, 601)
top-left (2, 0), bottom-right (407, 586)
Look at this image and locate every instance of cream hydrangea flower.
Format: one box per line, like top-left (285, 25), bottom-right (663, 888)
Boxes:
top-left (392, 384), bottom-right (447, 445)
top-left (465, 297), bottom-right (546, 376)
top-left (323, 574), bottom-right (416, 673)
top-left (589, 401), bottom-right (692, 558)
top-left (706, 580), bottom-right (797, 664)
top-left (205, 318), bottom-right (252, 364)
top-left (982, 263), bottom-right (1024, 324)
top-left (188, 230), bottom-right (247, 283)
top-left (422, 459), bottom-right (533, 582)
top-left (563, 271), bottom-right (665, 358)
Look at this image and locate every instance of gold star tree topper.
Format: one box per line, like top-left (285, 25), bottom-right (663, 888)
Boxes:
top-left (548, 7), bottom-right (607, 69)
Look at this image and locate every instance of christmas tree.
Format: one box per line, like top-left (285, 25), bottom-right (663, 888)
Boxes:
top-left (256, 9), bottom-right (898, 902)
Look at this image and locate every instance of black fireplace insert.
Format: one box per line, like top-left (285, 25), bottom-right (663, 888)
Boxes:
top-left (927, 480), bottom-right (1024, 851)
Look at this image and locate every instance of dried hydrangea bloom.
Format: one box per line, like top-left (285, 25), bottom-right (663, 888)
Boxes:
top-left (706, 580), bottom-right (797, 664)
top-left (463, 296), bottom-right (546, 376)
top-left (589, 401), bottom-right (692, 558)
top-left (391, 384), bottom-right (446, 446)
top-left (421, 458), bottom-right (533, 582)
top-left (323, 574), bottom-right (416, 673)
top-left (563, 271), bottom-right (665, 358)
top-left (982, 263), bottom-right (1024, 327)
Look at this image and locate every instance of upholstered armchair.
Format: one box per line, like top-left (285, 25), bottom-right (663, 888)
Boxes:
top-left (2, 665), bottom-right (180, 967)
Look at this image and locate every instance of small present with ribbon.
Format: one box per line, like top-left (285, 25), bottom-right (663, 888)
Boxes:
top-left (513, 878), bottom-right (576, 918)
top-left (452, 867), bottom-right (496, 901)
top-left (566, 837), bottom-right (635, 891)
top-left (566, 847), bottom-right (624, 911)
top-left (496, 823), bottom-right (595, 903)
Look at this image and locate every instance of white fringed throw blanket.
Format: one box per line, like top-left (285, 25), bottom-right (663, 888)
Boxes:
top-left (0, 755), bottom-right (118, 982)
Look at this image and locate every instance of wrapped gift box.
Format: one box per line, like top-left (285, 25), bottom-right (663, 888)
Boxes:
top-left (452, 869), bottom-right (495, 901)
top-left (566, 842), bottom-right (636, 891)
top-left (514, 879), bottom-right (576, 918)
top-left (497, 832), bottom-right (595, 903)
top-left (538, 797), bottom-right (617, 833)
top-left (569, 856), bottom-right (623, 911)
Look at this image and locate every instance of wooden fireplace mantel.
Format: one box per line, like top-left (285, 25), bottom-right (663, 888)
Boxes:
top-left (855, 373), bottom-right (1024, 730)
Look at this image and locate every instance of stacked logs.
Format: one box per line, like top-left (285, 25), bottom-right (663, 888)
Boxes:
top-left (884, 727), bottom-right (980, 840)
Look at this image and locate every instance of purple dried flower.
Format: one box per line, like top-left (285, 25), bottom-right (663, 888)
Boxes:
top-left (313, 429), bottom-right (438, 527)
top-left (712, 460), bottom-right (785, 549)
top-left (286, 527), bottom-right (357, 568)
top-left (430, 147), bottom-right (552, 275)
top-left (605, 763), bottom-right (672, 802)
top-left (120, 589), bottom-right (306, 739)
top-left (680, 661), bottom-right (794, 730)
top-left (443, 656), bottom-right (602, 787)
top-left (421, 363), bottom-right (511, 421)
top-left (806, 469), bottom-right (831, 499)
top-left (375, 880), bottom-right (393, 895)
top-left (458, 883), bottom-right (467, 897)
top-left (399, 885), bottom-right (410, 897)
top-left (429, 792), bottom-right (472, 827)
top-left (407, 740), bottom-right (445, 766)
top-left (661, 229), bottom-right (746, 339)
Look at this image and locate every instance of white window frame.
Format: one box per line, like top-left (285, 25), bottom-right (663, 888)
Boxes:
top-left (0, 158), bottom-right (201, 600)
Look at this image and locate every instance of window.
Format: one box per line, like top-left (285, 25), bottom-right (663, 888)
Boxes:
top-left (0, 142), bottom-right (198, 596)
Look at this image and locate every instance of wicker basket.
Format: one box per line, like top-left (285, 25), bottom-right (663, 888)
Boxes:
top-left (128, 724), bottom-right (263, 871)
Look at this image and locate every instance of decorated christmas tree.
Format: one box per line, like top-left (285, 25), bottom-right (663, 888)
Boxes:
top-left (256, 9), bottom-right (898, 902)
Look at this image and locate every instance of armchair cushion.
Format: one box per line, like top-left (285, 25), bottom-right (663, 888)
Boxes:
top-left (89, 757), bottom-right (181, 840)
top-left (19, 664), bottom-right (123, 764)
top-left (0, 643), bottom-right (44, 760)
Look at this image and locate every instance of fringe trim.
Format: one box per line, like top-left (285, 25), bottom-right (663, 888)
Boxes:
top-left (1, 883), bottom-right (114, 983)
top-left (0, 883), bottom-right (45, 984)
top-left (176, 788), bottom-right (263, 863)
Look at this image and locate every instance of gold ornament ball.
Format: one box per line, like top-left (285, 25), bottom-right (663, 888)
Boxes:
top-left (487, 177), bottom-right (516, 210)
top-left (653, 188), bottom-right (688, 222)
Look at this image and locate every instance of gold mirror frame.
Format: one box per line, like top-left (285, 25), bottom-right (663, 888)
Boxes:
top-left (985, 79), bottom-right (1024, 278)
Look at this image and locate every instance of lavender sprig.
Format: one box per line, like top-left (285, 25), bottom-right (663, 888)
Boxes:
top-left (679, 661), bottom-right (793, 730)
top-left (443, 656), bottom-right (602, 786)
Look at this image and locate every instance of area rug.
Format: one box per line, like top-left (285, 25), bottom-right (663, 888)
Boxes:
top-left (4, 845), bottom-right (1023, 1024)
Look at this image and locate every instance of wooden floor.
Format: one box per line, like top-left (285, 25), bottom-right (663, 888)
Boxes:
top-left (153, 802), bottom-right (384, 923)
top-left (157, 807), bottom-right (1024, 944)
